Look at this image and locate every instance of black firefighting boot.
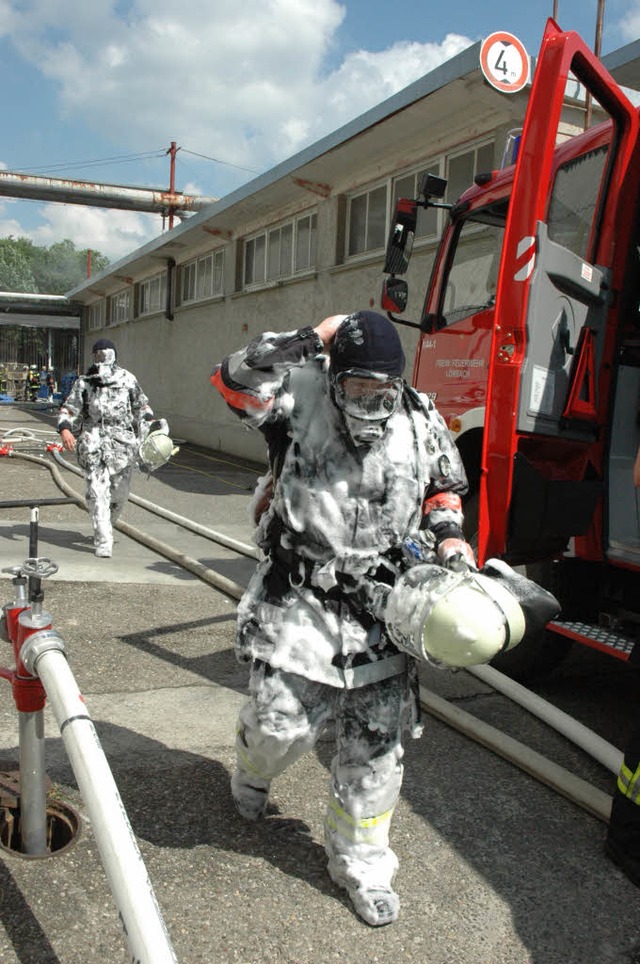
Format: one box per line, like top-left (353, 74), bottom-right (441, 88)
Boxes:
top-left (605, 725), bottom-right (640, 888)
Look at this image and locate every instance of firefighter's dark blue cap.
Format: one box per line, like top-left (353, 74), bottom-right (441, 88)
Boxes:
top-left (92, 338), bottom-right (117, 356)
top-left (330, 311), bottom-right (405, 378)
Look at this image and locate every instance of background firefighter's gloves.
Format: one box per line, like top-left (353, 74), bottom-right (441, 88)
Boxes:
top-left (479, 558), bottom-right (561, 641)
top-left (437, 537), bottom-right (477, 571)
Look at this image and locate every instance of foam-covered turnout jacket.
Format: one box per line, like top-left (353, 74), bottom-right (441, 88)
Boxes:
top-left (606, 724), bottom-right (640, 888)
top-left (213, 325), bottom-right (472, 914)
top-left (58, 364), bottom-right (153, 552)
top-left (212, 326), bottom-right (470, 689)
top-left (212, 324), bottom-right (472, 918)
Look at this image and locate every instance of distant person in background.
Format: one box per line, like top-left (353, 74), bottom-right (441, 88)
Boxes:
top-left (57, 338), bottom-right (157, 558)
top-left (604, 438), bottom-right (640, 888)
top-left (46, 370), bottom-right (55, 403)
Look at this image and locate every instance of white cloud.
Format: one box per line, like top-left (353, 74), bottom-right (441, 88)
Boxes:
top-left (0, 0), bottom-right (473, 260)
top-left (1, 202), bottom-right (161, 260)
top-left (2, 0), bottom-right (472, 169)
top-left (618, 0), bottom-right (640, 42)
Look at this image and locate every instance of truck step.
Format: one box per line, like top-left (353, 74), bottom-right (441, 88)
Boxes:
top-left (549, 619), bottom-right (637, 661)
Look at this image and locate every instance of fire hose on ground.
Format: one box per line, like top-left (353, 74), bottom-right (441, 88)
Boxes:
top-left (4, 446), bottom-right (620, 829)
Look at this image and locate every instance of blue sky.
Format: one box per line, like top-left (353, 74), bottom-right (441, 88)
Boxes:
top-left (0, 0), bottom-right (638, 261)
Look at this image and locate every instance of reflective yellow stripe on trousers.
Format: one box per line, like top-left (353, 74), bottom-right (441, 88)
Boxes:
top-left (326, 797), bottom-right (395, 846)
top-left (617, 761), bottom-right (640, 805)
top-left (235, 729), bottom-right (269, 779)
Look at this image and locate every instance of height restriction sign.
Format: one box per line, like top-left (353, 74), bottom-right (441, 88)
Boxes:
top-left (480, 31), bottom-right (530, 93)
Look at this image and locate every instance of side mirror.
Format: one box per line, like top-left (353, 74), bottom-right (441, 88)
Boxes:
top-left (381, 276), bottom-right (409, 314)
top-left (418, 173), bottom-right (447, 200)
top-left (383, 199), bottom-right (417, 275)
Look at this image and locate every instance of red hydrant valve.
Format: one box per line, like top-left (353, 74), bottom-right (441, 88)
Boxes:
top-left (12, 674), bottom-right (46, 713)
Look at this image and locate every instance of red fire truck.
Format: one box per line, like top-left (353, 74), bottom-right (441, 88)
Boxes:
top-left (382, 19), bottom-right (640, 679)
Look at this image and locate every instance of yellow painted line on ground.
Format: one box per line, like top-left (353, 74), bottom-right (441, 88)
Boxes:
top-left (162, 460), bottom-right (255, 491)
top-left (177, 448), bottom-right (262, 474)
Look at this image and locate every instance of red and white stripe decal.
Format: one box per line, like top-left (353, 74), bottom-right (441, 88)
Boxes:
top-left (514, 235), bottom-right (536, 282)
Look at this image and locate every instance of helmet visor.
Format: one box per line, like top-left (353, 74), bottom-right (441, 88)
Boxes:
top-left (334, 372), bottom-right (402, 421)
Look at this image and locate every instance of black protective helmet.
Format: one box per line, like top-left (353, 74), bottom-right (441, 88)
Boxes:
top-left (329, 311), bottom-right (405, 380)
top-left (92, 338), bottom-right (117, 358)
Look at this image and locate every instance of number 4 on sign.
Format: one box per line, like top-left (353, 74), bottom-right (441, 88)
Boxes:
top-left (494, 48), bottom-right (510, 76)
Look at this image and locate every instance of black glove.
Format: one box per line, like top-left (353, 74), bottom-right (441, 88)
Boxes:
top-left (479, 558), bottom-right (561, 640)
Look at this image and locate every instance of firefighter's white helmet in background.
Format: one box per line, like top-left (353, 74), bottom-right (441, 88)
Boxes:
top-left (385, 554), bottom-right (563, 668)
top-left (138, 419), bottom-right (179, 472)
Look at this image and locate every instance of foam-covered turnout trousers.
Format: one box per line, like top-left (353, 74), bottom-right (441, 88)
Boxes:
top-left (85, 462), bottom-right (134, 553)
top-left (232, 662), bottom-right (415, 893)
top-left (606, 724), bottom-right (640, 887)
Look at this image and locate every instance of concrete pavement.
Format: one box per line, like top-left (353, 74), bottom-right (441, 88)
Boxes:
top-left (0, 405), bottom-right (639, 963)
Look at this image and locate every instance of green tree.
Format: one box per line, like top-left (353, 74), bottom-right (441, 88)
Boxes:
top-left (0, 237), bottom-right (38, 292)
top-left (0, 236), bottom-right (110, 294)
top-left (31, 239), bottom-right (110, 294)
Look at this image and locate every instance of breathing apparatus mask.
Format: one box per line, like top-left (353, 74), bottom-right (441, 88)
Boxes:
top-left (333, 370), bottom-right (403, 444)
top-left (93, 348), bottom-right (116, 379)
top-left (138, 419), bottom-right (179, 472)
top-left (329, 310), bottom-right (406, 446)
top-left (90, 340), bottom-right (117, 381)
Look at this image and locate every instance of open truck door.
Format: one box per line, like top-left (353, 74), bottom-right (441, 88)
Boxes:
top-left (479, 18), bottom-right (640, 565)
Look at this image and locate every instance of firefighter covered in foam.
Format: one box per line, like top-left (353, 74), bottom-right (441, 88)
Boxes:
top-left (57, 338), bottom-right (157, 558)
top-left (211, 310), bottom-right (476, 926)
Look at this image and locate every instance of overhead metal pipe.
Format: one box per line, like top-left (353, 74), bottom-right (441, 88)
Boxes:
top-left (0, 170), bottom-right (218, 216)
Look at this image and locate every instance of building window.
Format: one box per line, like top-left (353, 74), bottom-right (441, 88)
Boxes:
top-left (108, 289), bottom-right (131, 326)
top-left (86, 300), bottom-right (106, 331)
top-left (295, 213), bottom-right (317, 271)
top-left (138, 272), bottom-right (167, 316)
top-left (347, 184), bottom-right (388, 257)
top-left (346, 142), bottom-right (494, 261)
top-left (244, 211), bottom-right (317, 287)
top-left (446, 141), bottom-right (495, 206)
top-left (178, 250), bottom-right (224, 305)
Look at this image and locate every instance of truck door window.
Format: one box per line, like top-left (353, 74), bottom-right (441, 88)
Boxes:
top-left (441, 215), bottom-right (505, 326)
top-left (546, 144), bottom-right (609, 259)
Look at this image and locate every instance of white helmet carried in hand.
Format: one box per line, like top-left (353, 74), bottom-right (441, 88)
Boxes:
top-left (385, 563), bottom-right (526, 668)
top-left (139, 420), bottom-right (179, 472)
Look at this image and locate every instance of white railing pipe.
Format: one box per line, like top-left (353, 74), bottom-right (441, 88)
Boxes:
top-left (20, 629), bottom-right (177, 964)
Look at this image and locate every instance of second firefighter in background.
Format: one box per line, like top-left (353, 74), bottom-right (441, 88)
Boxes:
top-left (57, 338), bottom-right (158, 558)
